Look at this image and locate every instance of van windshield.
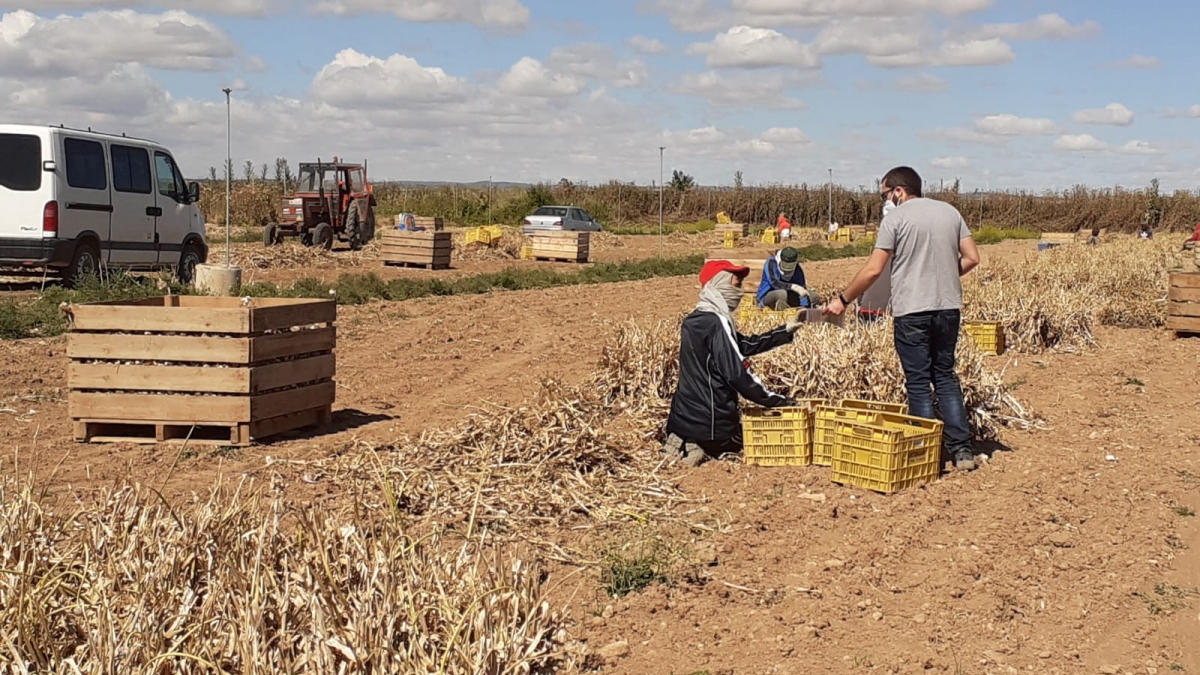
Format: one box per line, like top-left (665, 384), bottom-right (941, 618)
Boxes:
top-left (0, 134), bottom-right (41, 191)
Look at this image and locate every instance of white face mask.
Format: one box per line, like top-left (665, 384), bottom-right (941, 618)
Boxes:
top-left (883, 199), bottom-right (896, 217)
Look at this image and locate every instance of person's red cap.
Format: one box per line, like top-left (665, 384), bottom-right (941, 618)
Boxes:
top-left (699, 260), bottom-right (750, 286)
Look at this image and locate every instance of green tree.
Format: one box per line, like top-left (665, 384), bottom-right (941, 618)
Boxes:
top-left (670, 169), bottom-right (695, 192)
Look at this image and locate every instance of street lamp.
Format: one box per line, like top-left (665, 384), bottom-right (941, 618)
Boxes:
top-left (657, 144), bottom-right (667, 254)
top-left (223, 87), bottom-right (232, 267)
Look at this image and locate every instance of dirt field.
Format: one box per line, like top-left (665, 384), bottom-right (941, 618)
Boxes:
top-left (1, 236), bottom-right (1197, 674)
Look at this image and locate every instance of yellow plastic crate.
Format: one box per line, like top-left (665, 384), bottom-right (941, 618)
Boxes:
top-left (835, 227), bottom-right (853, 242)
top-left (519, 245), bottom-right (533, 260)
top-left (964, 321), bottom-right (1005, 355)
top-left (723, 231), bottom-right (739, 248)
top-left (812, 399), bottom-right (908, 466)
top-left (464, 227), bottom-right (493, 245)
top-left (830, 412), bottom-right (943, 494)
top-left (742, 399), bottom-right (827, 466)
top-left (716, 211), bottom-right (731, 224)
top-left (738, 303), bottom-right (794, 326)
top-left (761, 229), bottom-right (777, 244)
top-left (484, 225), bottom-right (504, 240)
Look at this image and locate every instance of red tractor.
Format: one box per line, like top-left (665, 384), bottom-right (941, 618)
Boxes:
top-left (264, 158), bottom-right (377, 250)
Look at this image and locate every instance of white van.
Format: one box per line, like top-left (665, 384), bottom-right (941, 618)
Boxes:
top-left (0, 124), bottom-right (207, 286)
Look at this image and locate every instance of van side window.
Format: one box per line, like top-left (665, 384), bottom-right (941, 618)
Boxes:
top-left (64, 138), bottom-right (107, 190)
top-left (112, 144), bottom-right (152, 194)
top-left (154, 152), bottom-right (185, 202)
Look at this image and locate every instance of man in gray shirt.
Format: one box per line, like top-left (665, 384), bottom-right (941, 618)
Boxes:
top-left (823, 166), bottom-right (982, 470)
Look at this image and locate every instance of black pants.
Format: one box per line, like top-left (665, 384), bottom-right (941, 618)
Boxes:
top-left (892, 309), bottom-right (972, 457)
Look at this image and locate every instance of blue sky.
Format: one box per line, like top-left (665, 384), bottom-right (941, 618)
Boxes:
top-left (1, 0), bottom-right (1197, 191)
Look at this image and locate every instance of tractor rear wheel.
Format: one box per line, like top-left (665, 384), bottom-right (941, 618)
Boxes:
top-left (347, 205), bottom-right (364, 251)
top-left (314, 222), bottom-right (334, 250)
top-left (264, 223), bottom-right (280, 246)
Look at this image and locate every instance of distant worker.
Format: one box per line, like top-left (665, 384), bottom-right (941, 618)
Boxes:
top-left (1139, 222), bottom-right (1153, 240)
top-left (1087, 227), bottom-right (1100, 247)
top-left (757, 246), bottom-right (817, 309)
top-left (776, 212), bottom-right (793, 239)
top-left (664, 261), bottom-right (804, 467)
top-left (1182, 222), bottom-right (1200, 250)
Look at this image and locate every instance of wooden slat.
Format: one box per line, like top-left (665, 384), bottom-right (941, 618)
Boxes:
top-left (69, 392), bottom-right (249, 423)
top-left (250, 381), bottom-right (336, 421)
top-left (69, 333), bottom-right (250, 363)
top-left (249, 299), bottom-right (336, 332)
top-left (381, 253), bottom-right (452, 264)
top-left (381, 231), bottom-right (451, 243)
top-left (1166, 316), bottom-right (1200, 332)
top-left (1169, 273), bottom-right (1200, 289)
top-left (1167, 301), bottom-right (1200, 318)
top-left (380, 241), bottom-right (452, 252)
top-left (69, 362), bottom-right (251, 394)
top-left (250, 405), bottom-right (331, 439)
top-left (250, 354), bottom-right (335, 392)
top-left (1168, 287), bottom-right (1200, 303)
top-left (70, 305), bottom-right (251, 333)
top-left (248, 326), bottom-right (336, 362)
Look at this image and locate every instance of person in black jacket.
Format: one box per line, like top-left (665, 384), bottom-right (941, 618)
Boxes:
top-left (664, 260), bottom-right (805, 467)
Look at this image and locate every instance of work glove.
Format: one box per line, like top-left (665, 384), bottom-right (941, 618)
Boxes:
top-left (785, 310), bottom-right (806, 333)
top-left (790, 284), bottom-right (808, 296)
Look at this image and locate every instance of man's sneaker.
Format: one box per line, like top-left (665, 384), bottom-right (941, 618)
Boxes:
top-left (681, 444), bottom-right (709, 468)
top-left (661, 433), bottom-right (684, 457)
top-left (954, 452), bottom-right (977, 471)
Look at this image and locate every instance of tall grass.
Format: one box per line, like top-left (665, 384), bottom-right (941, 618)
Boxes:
top-left (200, 178), bottom-right (1200, 233)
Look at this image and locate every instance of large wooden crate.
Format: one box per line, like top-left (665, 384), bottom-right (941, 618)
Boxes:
top-left (1168, 273), bottom-right (1200, 337)
top-left (66, 296), bottom-right (336, 446)
top-left (531, 231), bottom-right (590, 263)
top-left (381, 230), bottom-right (452, 269)
top-left (716, 222), bottom-right (749, 237)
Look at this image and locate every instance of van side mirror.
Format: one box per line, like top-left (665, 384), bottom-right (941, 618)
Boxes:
top-left (43, 160), bottom-right (57, 172)
top-left (188, 181), bottom-right (200, 203)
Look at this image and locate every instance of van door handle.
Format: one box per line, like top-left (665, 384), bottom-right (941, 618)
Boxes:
top-left (146, 206), bottom-right (162, 216)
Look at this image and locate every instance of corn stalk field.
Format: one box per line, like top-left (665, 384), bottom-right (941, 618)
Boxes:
top-left (198, 179), bottom-right (1200, 232)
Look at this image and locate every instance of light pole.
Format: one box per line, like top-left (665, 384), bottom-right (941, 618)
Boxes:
top-left (827, 168), bottom-right (833, 229)
top-left (658, 146), bottom-right (665, 257)
top-left (223, 87), bottom-right (232, 267)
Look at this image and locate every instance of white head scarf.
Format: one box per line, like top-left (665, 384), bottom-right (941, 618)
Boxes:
top-left (695, 270), bottom-right (744, 322)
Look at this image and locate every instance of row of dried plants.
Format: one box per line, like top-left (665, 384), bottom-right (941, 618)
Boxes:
top-left (962, 237), bottom-right (1188, 353)
top-left (0, 479), bottom-right (564, 674)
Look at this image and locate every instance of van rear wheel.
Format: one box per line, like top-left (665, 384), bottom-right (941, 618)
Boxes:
top-left (62, 240), bottom-right (100, 289)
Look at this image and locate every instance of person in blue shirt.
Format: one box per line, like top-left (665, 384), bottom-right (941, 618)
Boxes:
top-left (756, 246), bottom-right (817, 309)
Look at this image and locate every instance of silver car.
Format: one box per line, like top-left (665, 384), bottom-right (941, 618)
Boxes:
top-left (522, 205), bottom-right (602, 235)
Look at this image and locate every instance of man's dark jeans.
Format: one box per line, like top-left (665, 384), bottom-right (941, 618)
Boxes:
top-left (892, 309), bottom-right (972, 458)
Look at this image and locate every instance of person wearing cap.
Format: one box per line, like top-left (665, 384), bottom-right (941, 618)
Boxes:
top-left (756, 246), bottom-right (816, 310)
top-left (663, 260), bottom-right (804, 467)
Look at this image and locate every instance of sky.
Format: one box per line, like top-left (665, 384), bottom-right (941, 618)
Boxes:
top-left (1, 0), bottom-right (1197, 191)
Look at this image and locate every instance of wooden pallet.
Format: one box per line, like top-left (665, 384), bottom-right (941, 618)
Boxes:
top-left (73, 405), bottom-right (333, 446)
top-left (1168, 272), bottom-right (1200, 338)
top-left (66, 296), bottom-right (337, 446)
top-left (534, 256), bottom-right (588, 264)
top-left (382, 260), bottom-right (448, 270)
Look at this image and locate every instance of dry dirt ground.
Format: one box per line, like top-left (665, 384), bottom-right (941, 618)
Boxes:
top-left (1, 237), bottom-right (1197, 674)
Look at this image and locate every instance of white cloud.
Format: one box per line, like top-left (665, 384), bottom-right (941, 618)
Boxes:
top-left (0, 0), bottom-right (271, 15)
top-left (869, 38), bottom-right (1014, 67)
top-left (1162, 105), bottom-right (1200, 119)
top-left (1116, 140), bottom-right (1165, 156)
top-left (918, 126), bottom-right (1005, 146)
top-left (628, 34), bottom-right (668, 54)
top-left (673, 70), bottom-right (813, 109)
top-left (310, 0), bottom-right (530, 29)
top-left (310, 49), bottom-right (467, 107)
top-left (965, 13), bottom-right (1099, 41)
top-left (497, 57), bottom-right (584, 97)
top-left (1054, 134), bottom-right (1106, 151)
top-left (895, 72), bottom-right (948, 92)
top-left (229, 78), bottom-right (249, 91)
top-left (974, 113), bottom-right (1055, 135)
top-left (0, 9), bottom-right (239, 75)
top-left (1070, 102), bottom-right (1134, 126)
top-left (813, 17), bottom-right (927, 56)
top-left (759, 127), bottom-right (810, 144)
top-left (546, 44), bottom-right (648, 88)
top-left (686, 25), bottom-right (821, 68)
top-left (1103, 54), bottom-right (1162, 69)
top-left (931, 156), bottom-right (969, 169)
top-left (641, 0), bottom-right (994, 32)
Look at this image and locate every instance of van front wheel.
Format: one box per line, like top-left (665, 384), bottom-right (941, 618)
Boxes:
top-left (63, 240), bottom-right (101, 289)
top-left (177, 242), bottom-right (204, 284)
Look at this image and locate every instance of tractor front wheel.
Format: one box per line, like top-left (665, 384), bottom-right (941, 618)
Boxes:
top-left (314, 222), bottom-right (334, 251)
